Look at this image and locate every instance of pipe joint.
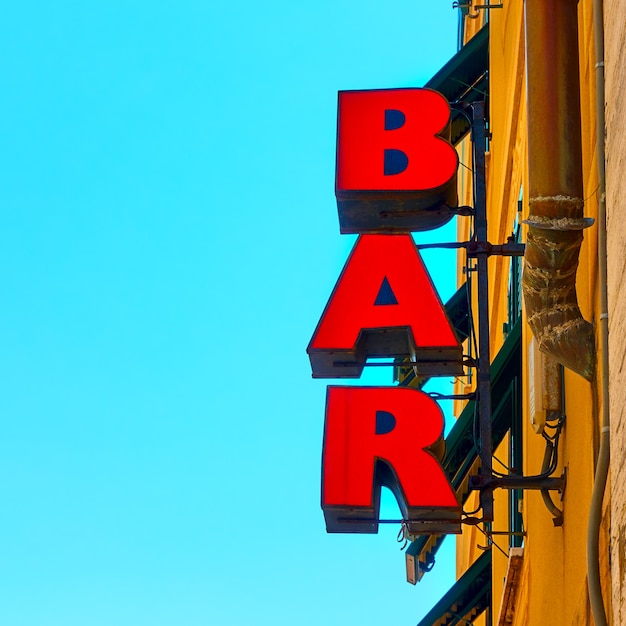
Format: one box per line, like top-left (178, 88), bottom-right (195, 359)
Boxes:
top-left (524, 215), bottom-right (595, 231)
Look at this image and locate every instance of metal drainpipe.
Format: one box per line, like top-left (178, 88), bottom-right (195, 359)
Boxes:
top-left (523, 0), bottom-right (595, 382)
top-left (587, 0), bottom-right (610, 623)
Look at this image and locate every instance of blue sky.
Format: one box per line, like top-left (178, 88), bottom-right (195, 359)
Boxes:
top-left (0, 3), bottom-right (460, 624)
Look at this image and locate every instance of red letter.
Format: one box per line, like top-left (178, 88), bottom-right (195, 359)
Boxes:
top-left (307, 234), bottom-right (462, 378)
top-left (322, 386), bottom-right (460, 534)
top-left (335, 88), bottom-right (458, 233)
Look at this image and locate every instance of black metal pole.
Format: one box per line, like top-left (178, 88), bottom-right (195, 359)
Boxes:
top-left (471, 102), bottom-right (493, 522)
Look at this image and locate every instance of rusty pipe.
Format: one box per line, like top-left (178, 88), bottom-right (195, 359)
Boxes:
top-left (523, 0), bottom-right (595, 381)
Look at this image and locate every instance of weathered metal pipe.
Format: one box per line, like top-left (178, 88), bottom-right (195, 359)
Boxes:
top-left (523, 0), bottom-right (595, 381)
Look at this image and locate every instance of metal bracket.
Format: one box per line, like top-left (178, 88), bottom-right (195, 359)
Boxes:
top-left (415, 237), bottom-right (525, 257)
top-left (428, 391), bottom-right (477, 402)
top-left (454, 1), bottom-right (503, 19)
top-left (466, 240), bottom-right (526, 257)
top-left (469, 469), bottom-right (566, 525)
top-left (468, 472), bottom-right (566, 494)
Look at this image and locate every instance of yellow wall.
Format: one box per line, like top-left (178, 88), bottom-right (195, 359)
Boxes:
top-left (454, 2), bottom-right (613, 623)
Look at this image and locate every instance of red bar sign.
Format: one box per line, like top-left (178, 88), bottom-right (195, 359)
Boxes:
top-left (308, 88), bottom-right (462, 538)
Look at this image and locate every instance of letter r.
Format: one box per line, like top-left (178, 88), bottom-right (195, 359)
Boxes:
top-left (321, 386), bottom-right (459, 533)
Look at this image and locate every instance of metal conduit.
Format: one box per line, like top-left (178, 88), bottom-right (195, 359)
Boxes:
top-left (522, 0), bottom-right (595, 382)
top-left (587, 0), bottom-right (610, 622)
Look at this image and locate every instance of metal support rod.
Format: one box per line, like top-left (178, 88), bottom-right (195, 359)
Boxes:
top-left (470, 475), bottom-right (565, 492)
top-left (470, 101), bottom-right (493, 522)
top-left (415, 240), bottom-right (526, 256)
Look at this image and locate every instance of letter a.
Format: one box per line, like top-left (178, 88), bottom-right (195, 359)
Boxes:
top-left (307, 234), bottom-right (462, 378)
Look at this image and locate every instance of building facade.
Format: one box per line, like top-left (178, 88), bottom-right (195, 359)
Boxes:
top-left (412, 2), bottom-right (625, 624)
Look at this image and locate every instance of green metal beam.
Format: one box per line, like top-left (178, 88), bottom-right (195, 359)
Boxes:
top-left (425, 23), bottom-right (489, 145)
top-left (416, 550), bottom-right (492, 626)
